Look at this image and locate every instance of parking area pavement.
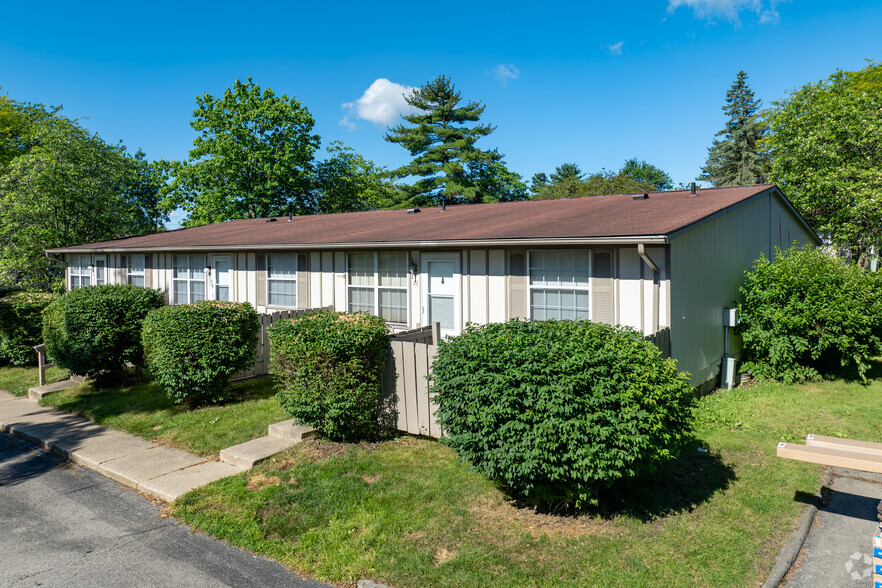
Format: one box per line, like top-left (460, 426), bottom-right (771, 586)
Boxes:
top-left (0, 432), bottom-right (329, 587)
top-left (783, 468), bottom-right (882, 588)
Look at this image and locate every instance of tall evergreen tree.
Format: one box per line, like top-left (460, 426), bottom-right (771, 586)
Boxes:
top-left (700, 71), bottom-right (769, 186)
top-left (385, 75), bottom-right (498, 207)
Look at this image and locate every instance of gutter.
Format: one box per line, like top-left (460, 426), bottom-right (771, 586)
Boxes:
top-left (45, 235), bottom-right (670, 254)
top-left (637, 243), bottom-right (660, 333)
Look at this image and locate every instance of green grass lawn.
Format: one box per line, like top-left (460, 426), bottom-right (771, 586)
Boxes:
top-left (0, 365), bottom-right (68, 396)
top-left (37, 373), bottom-right (290, 456)
top-left (171, 365), bottom-right (882, 588)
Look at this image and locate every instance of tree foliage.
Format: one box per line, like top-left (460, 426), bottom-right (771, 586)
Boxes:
top-left (700, 71), bottom-right (769, 187)
top-left (765, 61), bottom-right (882, 263)
top-left (160, 78), bottom-right (320, 226)
top-left (738, 246), bottom-right (882, 383)
top-left (386, 75), bottom-right (499, 207)
top-left (532, 169), bottom-right (655, 200)
top-left (466, 156), bottom-right (529, 203)
top-left (619, 158), bottom-right (673, 191)
top-left (313, 141), bottom-right (400, 213)
top-left (0, 109), bottom-right (166, 291)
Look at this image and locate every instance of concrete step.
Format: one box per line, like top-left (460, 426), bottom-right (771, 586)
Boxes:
top-left (220, 435), bottom-right (297, 469)
top-left (138, 460), bottom-right (245, 502)
top-left (267, 419), bottom-right (317, 442)
top-left (28, 379), bottom-right (80, 401)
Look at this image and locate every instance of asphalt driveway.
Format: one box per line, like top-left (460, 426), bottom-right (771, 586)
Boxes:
top-left (0, 432), bottom-right (329, 587)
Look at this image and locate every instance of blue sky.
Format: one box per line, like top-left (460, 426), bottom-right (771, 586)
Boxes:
top-left (2, 0), bottom-right (879, 222)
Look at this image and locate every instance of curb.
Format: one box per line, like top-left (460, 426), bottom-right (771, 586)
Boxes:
top-left (762, 467), bottom-right (834, 588)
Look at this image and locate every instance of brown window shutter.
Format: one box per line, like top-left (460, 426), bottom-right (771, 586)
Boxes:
top-left (144, 254), bottom-right (152, 288)
top-left (256, 254), bottom-right (267, 306)
top-left (592, 250), bottom-right (614, 324)
top-left (297, 253), bottom-right (309, 308)
top-left (507, 251), bottom-right (528, 319)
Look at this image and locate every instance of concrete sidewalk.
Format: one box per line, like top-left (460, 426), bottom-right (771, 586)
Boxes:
top-left (0, 389), bottom-right (245, 501)
top-left (783, 468), bottom-right (882, 587)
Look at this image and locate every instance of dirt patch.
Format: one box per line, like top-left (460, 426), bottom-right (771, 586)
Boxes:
top-left (434, 548), bottom-right (456, 565)
top-left (247, 474), bottom-right (280, 491)
top-left (404, 531), bottom-right (425, 540)
top-left (470, 496), bottom-right (614, 540)
top-left (361, 474), bottom-right (381, 484)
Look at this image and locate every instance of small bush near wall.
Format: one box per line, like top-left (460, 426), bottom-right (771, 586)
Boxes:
top-left (142, 301), bottom-right (259, 405)
top-left (431, 319), bottom-right (694, 509)
top-left (738, 245), bottom-right (882, 383)
top-left (269, 311), bottom-right (389, 441)
top-left (43, 285), bottom-right (165, 380)
top-left (0, 292), bottom-right (55, 366)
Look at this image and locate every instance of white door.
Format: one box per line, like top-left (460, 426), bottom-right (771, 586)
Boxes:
top-left (94, 256), bottom-right (107, 286)
top-left (421, 253), bottom-right (461, 337)
top-left (211, 255), bottom-right (233, 301)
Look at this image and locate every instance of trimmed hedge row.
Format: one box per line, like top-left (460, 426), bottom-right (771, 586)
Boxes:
top-left (431, 319), bottom-right (695, 508)
top-left (0, 292), bottom-right (55, 366)
top-left (142, 301), bottom-right (260, 405)
top-left (268, 311), bottom-right (389, 441)
top-left (43, 285), bottom-right (165, 379)
top-left (738, 246), bottom-right (882, 383)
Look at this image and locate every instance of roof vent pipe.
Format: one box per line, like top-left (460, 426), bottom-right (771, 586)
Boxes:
top-left (441, 198), bottom-right (447, 211)
top-left (288, 212), bottom-right (293, 222)
top-left (690, 182), bottom-right (697, 195)
top-left (633, 193), bottom-right (649, 200)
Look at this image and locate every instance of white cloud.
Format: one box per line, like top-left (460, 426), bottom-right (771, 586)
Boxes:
top-left (666, 0), bottom-right (783, 26)
top-left (340, 79), bottom-right (418, 130)
top-left (492, 64), bottom-right (520, 85)
top-left (604, 41), bottom-right (625, 55)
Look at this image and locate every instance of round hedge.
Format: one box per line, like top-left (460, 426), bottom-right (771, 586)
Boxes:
top-left (43, 285), bottom-right (165, 379)
top-left (0, 291), bottom-right (55, 366)
top-left (268, 311), bottom-right (389, 441)
top-left (738, 246), bottom-right (882, 383)
top-left (142, 301), bottom-right (259, 405)
top-left (431, 319), bottom-right (694, 508)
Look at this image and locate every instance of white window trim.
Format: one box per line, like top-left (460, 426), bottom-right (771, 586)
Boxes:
top-left (127, 254), bottom-right (145, 287)
top-left (527, 249), bottom-right (592, 321)
top-left (346, 252), bottom-right (409, 326)
top-left (266, 253), bottom-right (298, 309)
top-left (172, 254), bottom-right (206, 305)
top-left (69, 254), bottom-right (91, 289)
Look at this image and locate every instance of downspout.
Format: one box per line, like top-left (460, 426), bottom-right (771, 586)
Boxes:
top-left (637, 244), bottom-right (660, 333)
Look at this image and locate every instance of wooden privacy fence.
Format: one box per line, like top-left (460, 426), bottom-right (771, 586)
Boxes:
top-left (381, 324), bottom-right (443, 438)
top-left (645, 326), bottom-right (671, 358)
top-left (232, 306), bottom-right (333, 380)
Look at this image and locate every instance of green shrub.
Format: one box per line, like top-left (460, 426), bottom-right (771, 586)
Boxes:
top-left (269, 311), bottom-right (389, 441)
top-left (142, 301), bottom-right (260, 405)
top-left (0, 292), bottom-right (55, 366)
top-left (43, 285), bottom-right (165, 379)
top-left (431, 319), bottom-right (694, 508)
top-left (738, 246), bottom-right (882, 383)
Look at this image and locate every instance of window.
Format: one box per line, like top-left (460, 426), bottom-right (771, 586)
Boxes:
top-left (172, 254), bottom-right (205, 304)
top-left (528, 250), bottom-right (590, 320)
top-left (69, 254), bottom-right (91, 289)
top-left (127, 254), bottom-right (145, 287)
top-left (267, 253), bottom-right (297, 307)
top-left (347, 252), bottom-right (408, 324)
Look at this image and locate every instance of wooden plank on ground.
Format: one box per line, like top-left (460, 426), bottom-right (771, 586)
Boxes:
top-left (415, 344), bottom-right (430, 436)
top-left (806, 434), bottom-right (882, 457)
top-left (390, 341), bottom-right (408, 432)
top-left (777, 442), bottom-right (882, 474)
top-left (402, 342), bottom-right (419, 435)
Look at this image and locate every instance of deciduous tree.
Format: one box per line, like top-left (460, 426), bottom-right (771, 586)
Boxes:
top-left (619, 158), bottom-right (673, 191)
top-left (313, 141), bottom-right (400, 213)
top-left (160, 78), bottom-right (320, 226)
top-left (765, 62), bottom-right (882, 263)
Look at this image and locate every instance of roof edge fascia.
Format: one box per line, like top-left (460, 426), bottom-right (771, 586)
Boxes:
top-left (46, 235), bottom-right (670, 254)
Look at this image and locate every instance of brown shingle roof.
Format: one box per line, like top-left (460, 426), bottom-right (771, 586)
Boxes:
top-left (49, 184), bottom-right (790, 252)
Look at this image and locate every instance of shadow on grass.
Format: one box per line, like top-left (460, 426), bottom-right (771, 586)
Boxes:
top-left (816, 356), bottom-right (882, 385)
top-left (511, 438), bottom-right (737, 522)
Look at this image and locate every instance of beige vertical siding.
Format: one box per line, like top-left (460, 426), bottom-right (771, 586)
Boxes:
top-left (669, 192), bottom-right (817, 388)
top-left (309, 252), bottom-right (322, 307)
top-left (488, 250), bottom-right (506, 324)
top-left (617, 247), bottom-right (643, 332)
top-left (468, 250), bottom-right (488, 325)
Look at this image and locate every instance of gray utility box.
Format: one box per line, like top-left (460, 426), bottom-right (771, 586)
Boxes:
top-left (723, 308), bottom-right (739, 327)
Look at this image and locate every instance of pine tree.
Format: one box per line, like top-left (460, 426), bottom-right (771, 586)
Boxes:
top-left (385, 75), bottom-right (498, 207)
top-left (700, 71), bottom-right (769, 186)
